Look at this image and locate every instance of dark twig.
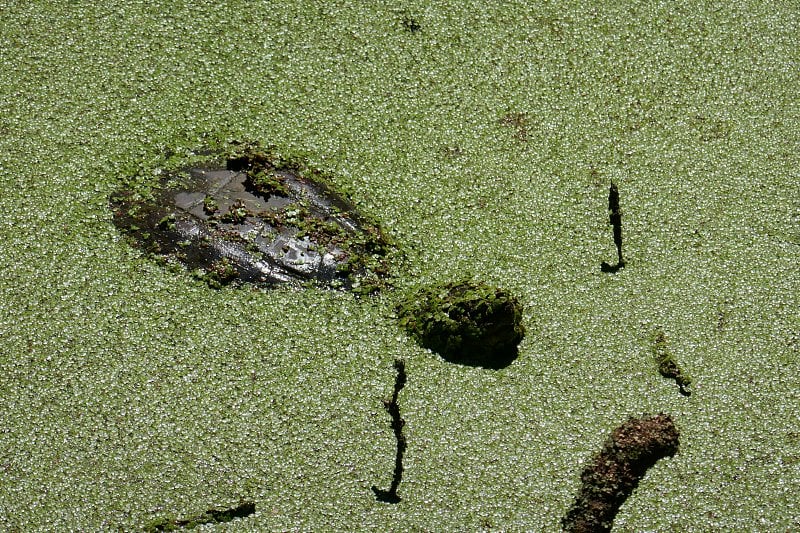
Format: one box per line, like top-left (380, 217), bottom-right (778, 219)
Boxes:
top-left (601, 180), bottom-right (625, 272)
top-left (145, 501), bottom-right (255, 532)
top-left (372, 359), bottom-right (407, 503)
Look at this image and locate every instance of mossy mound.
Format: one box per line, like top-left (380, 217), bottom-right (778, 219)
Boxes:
top-left (395, 280), bottom-right (525, 368)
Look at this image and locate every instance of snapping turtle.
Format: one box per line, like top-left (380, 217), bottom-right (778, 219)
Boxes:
top-left (111, 144), bottom-right (395, 291)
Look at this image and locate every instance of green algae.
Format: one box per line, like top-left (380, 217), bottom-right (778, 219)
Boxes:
top-left (395, 280), bottom-right (525, 368)
top-left (652, 329), bottom-right (692, 396)
top-left (0, 1), bottom-right (797, 531)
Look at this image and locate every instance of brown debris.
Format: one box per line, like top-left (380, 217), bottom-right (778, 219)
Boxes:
top-left (562, 413), bottom-right (680, 532)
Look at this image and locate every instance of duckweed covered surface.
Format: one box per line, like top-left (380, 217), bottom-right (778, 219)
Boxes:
top-left (1, 2), bottom-right (798, 531)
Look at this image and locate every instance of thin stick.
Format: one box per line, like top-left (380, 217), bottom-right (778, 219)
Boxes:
top-left (602, 180), bottom-right (625, 272)
top-left (372, 359), bottom-right (407, 503)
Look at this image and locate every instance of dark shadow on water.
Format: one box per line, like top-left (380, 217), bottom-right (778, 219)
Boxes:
top-left (601, 261), bottom-right (625, 273)
top-left (145, 501), bottom-right (255, 532)
top-left (371, 486), bottom-right (401, 503)
top-left (440, 346), bottom-right (519, 370)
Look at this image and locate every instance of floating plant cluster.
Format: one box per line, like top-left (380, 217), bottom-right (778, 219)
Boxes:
top-left (394, 280), bottom-right (526, 369)
top-left (652, 329), bottom-right (693, 396)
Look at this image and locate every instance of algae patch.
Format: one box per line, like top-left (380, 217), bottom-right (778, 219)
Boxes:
top-left (395, 280), bottom-right (525, 368)
top-left (652, 330), bottom-right (692, 396)
top-left (111, 143), bottom-right (397, 292)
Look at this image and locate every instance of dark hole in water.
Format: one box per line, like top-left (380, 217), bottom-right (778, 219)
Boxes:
top-left (372, 358), bottom-right (408, 503)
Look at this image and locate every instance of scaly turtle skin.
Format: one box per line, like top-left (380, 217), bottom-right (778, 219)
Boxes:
top-left (111, 145), bottom-right (395, 292)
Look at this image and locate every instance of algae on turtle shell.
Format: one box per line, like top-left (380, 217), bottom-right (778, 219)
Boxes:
top-left (111, 143), bottom-right (397, 293)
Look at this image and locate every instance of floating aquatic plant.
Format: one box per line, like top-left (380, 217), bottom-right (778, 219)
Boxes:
top-left (395, 280), bottom-right (525, 368)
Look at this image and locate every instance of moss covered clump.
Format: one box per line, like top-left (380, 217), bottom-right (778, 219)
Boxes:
top-left (145, 501), bottom-right (255, 531)
top-left (395, 280), bottom-right (525, 368)
top-left (652, 330), bottom-right (692, 396)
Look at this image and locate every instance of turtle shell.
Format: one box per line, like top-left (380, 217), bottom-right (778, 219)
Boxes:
top-left (111, 145), bottom-right (395, 292)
